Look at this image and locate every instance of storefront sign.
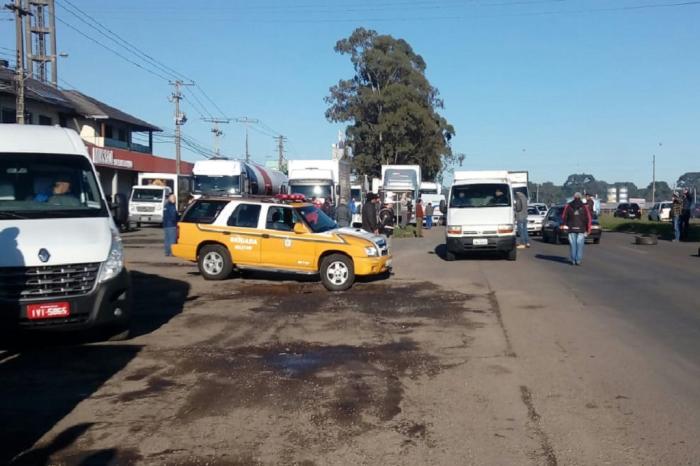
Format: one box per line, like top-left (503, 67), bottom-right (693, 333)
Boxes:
top-left (91, 147), bottom-right (134, 169)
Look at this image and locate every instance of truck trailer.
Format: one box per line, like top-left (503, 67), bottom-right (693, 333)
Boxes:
top-left (287, 159), bottom-right (351, 208)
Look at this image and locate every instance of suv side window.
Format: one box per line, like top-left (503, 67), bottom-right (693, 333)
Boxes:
top-left (265, 206), bottom-right (297, 231)
top-left (227, 203), bottom-right (261, 228)
top-left (182, 200), bottom-right (228, 224)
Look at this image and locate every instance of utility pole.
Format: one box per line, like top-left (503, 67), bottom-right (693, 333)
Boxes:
top-left (24, 0), bottom-right (57, 85)
top-left (276, 135), bottom-right (287, 171)
top-left (6, 0), bottom-right (31, 124)
top-left (235, 117), bottom-right (260, 163)
top-left (651, 154), bottom-right (656, 205)
top-left (201, 118), bottom-right (231, 158)
top-left (169, 80), bottom-right (194, 178)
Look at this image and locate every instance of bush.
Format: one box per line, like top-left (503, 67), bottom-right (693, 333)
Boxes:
top-left (599, 215), bottom-right (699, 241)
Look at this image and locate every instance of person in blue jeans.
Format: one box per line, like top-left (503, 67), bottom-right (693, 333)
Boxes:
top-left (671, 192), bottom-right (682, 242)
top-left (163, 193), bottom-right (179, 256)
top-left (514, 190), bottom-right (530, 248)
top-left (561, 192), bottom-right (592, 265)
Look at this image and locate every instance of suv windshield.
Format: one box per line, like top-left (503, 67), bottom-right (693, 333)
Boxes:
top-left (0, 153), bottom-right (107, 219)
top-left (450, 183), bottom-right (511, 208)
top-left (194, 175), bottom-right (240, 195)
top-left (296, 205), bottom-right (338, 233)
top-left (131, 188), bottom-right (164, 202)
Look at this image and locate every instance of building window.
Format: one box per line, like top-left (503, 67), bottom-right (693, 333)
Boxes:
top-left (39, 115), bottom-right (52, 126)
top-left (118, 128), bottom-right (127, 141)
top-left (1, 109), bottom-right (15, 123)
top-left (105, 125), bottom-right (113, 139)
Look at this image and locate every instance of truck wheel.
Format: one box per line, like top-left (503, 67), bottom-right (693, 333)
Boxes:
top-left (198, 245), bottom-right (233, 280)
top-left (108, 326), bottom-right (131, 341)
top-left (445, 250), bottom-right (456, 261)
top-left (320, 254), bottom-right (354, 291)
top-left (136, 222), bottom-right (141, 228)
top-left (506, 248), bottom-right (517, 261)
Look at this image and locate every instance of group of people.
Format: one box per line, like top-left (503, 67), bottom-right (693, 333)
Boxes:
top-left (671, 187), bottom-right (694, 242)
top-left (359, 193), bottom-right (434, 238)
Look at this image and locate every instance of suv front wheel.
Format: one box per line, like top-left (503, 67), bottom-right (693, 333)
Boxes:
top-left (320, 254), bottom-right (355, 291)
top-left (198, 244), bottom-right (233, 280)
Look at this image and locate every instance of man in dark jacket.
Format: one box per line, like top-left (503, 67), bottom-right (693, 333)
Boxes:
top-left (362, 193), bottom-right (379, 234)
top-left (561, 192), bottom-right (592, 266)
top-left (514, 190), bottom-right (529, 248)
top-left (163, 193), bottom-right (179, 256)
top-left (680, 187), bottom-right (692, 240)
top-left (335, 198), bottom-right (351, 227)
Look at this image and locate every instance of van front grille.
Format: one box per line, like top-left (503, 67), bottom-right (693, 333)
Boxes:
top-left (0, 263), bottom-right (100, 300)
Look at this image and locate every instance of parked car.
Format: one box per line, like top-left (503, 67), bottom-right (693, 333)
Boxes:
top-left (530, 202), bottom-right (548, 216)
top-left (173, 195), bottom-right (391, 291)
top-left (648, 201), bottom-right (672, 222)
top-left (541, 205), bottom-right (602, 244)
top-left (526, 206), bottom-right (544, 235)
top-left (692, 201), bottom-right (700, 219)
top-left (614, 202), bottom-right (641, 219)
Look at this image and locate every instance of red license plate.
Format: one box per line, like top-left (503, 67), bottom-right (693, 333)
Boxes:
top-left (26, 302), bottom-right (71, 320)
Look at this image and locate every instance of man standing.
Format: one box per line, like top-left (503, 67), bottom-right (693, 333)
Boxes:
top-left (425, 202), bottom-right (434, 229)
top-left (671, 192), bottom-right (683, 242)
top-left (399, 194), bottom-right (408, 227)
top-left (561, 192), bottom-right (592, 266)
top-left (514, 190), bottom-right (530, 249)
top-left (415, 199), bottom-right (424, 238)
top-left (335, 197), bottom-right (351, 228)
top-left (163, 193), bottom-right (179, 257)
top-left (322, 198), bottom-right (335, 220)
top-left (362, 193), bottom-right (379, 234)
top-left (585, 193), bottom-right (597, 219)
top-left (680, 187), bottom-right (692, 241)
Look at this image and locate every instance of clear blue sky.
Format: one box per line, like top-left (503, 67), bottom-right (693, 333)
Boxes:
top-left (2, 0), bottom-right (698, 187)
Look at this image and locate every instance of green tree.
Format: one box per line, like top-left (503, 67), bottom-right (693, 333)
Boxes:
top-left (644, 181), bottom-right (673, 202)
top-left (325, 28), bottom-right (455, 180)
top-left (677, 172), bottom-right (700, 191)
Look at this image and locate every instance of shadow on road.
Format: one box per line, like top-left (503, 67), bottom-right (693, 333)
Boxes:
top-left (129, 271), bottom-right (191, 338)
top-left (433, 244), bottom-right (507, 261)
top-left (535, 254), bottom-right (571, 265)
top-left (0, 345), bottom-right (141, 465)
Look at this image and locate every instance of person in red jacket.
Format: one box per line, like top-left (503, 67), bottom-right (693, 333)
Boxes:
top-left (561, 192), bottom-right (592, 266)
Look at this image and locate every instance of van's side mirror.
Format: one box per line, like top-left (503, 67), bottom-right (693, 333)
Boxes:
top-left (439, 199), bottom-right (446, 213)
top-left (293, 222), bottom-right (306, 235)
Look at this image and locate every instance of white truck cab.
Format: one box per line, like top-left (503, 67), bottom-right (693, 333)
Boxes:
top-left (443, 170), bottom-right (516, 261)
top-left (0, 125), bottom-right (131, 339)
top-left (129, 184), bottom-right (173, 227)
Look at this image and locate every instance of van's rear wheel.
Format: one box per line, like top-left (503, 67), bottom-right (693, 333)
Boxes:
top-left (320, 254), bottom-right (354, 291)
top-left (445, 250), bottom-right (456, 261)
top-left (198, 245), bottom-right (233, 280)
top-left (506, 248), bottom-right (517, 261)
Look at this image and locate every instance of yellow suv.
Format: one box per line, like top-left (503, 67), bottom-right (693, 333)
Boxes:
top-left (172, 196), bottom-right (391, 291)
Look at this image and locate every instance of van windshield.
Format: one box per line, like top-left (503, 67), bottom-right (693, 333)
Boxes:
top-left (450, 183), bottom-right (512, 208)
top-left (0, 153), bottom-right (107, 219)
top-left (131, 188), bottom-right (165, 202)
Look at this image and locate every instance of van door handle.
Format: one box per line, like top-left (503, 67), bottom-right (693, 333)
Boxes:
top-left (262, 234), bottom-right (270, 239)
top-left (222, 231), bottom-right (230, 235)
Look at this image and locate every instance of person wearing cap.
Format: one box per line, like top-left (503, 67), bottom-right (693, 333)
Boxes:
top-left (671, 192), bottom-right (683, 242)
top-left (335, 197), bottom-right (351, 228)
top-left (561, 192), bottom-right (592, 266)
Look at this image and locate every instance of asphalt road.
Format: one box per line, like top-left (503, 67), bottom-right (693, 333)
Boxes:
top-left (1, 226), bottom-right (698, 465)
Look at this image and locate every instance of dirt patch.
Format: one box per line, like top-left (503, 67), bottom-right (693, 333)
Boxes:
top-left (117, 376), bottom-right (179, 403)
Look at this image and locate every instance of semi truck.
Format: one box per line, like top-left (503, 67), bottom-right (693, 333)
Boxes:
top-left (287, 159), bottom-right (351, 207)
top-left (350, 173), bottom-right (369, 227)
top-left (192, 159), bottom-right (288, 198)
top-left (420, 181), bottom-right (445, 226)
top-left (508, 171), bottom-right (529, 200)
top-left (137, 172), bottom-right (192, 211)
top-left (381, 165), bottom-right (421, 205)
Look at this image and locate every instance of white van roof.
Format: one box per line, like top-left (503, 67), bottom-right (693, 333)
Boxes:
top-left (0, 124), bottom-right (89, 157)
top-left (453, 170), bottom-right (510, 182)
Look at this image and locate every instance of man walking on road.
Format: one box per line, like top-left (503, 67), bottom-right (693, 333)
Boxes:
top-left (514, 190), bottom-right (530, 249)
top-left (680, 187), bottom-right (692, 241)
top-left (415, 199), bottom-right (424, 238)
top-left (362, 193), bottom-right (379, 234)
top-left (425, 202), bottom-right (434, 229)
top-left (671, 192), bottom-right (683, 242)
top-left (335, 197), bottom-right (351, 228)
top-left (562, 192), bottom-right (592, 266)
top-left (163, 193), bottom-right (179, 257)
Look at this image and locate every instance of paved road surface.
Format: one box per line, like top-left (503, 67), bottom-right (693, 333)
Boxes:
top-left (1, 226), bottom-right (698, 465)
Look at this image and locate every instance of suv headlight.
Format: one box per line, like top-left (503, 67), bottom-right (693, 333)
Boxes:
top-left (98, 226), bottom-right (124, 283)
top-left (365, 246), bottom-right (378, 257)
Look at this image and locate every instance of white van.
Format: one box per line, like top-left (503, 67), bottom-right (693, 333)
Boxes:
top-left (0, 125), bottom-right (131, 339)
top-left (442, 170), bottom-right (516, 261)
top-left (129, 184), bottom-right (172, 227)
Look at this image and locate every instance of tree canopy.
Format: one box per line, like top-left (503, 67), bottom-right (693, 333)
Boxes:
top-left (325, 28), bottom-right (455, 180)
